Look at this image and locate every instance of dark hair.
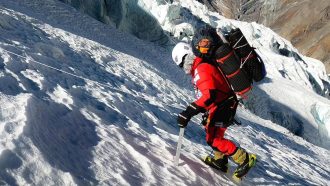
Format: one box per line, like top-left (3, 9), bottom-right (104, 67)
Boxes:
top-left (191, 25), bottom-right (223, 59)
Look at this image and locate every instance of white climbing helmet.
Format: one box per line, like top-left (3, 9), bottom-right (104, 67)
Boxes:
top-left (172, 42), bottom-right (193, 66)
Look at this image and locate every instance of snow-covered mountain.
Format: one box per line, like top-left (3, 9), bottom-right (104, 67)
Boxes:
top-left (0, 0), bottom-right (329, 185)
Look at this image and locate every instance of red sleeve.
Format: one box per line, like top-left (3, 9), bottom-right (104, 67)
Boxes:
top-left (193, 64), bottom-right (217, 109)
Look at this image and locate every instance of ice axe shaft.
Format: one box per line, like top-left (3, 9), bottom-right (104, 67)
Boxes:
top-left (174, 127), bottom-right (185, 166)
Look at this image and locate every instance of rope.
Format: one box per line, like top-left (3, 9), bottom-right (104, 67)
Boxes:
top-left (0, 47), bottom-right (191, 111)
top-left (235, 43), bottom-right (248, 49)
top-left (240, 50), bottom-right (253, 69)
top-left (0, 47), bottom-right (114, 89)
top-left (232, 36), bottom-right (244, 49)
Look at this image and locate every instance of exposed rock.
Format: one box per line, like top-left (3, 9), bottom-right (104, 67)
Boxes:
top-left (260, 0), bottom-right (330, 74)
top-left (196, 0), bottom-right (239, 19)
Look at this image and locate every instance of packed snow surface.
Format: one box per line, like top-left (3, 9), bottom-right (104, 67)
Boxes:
top-left (0, 0), bottom-right (329, 186)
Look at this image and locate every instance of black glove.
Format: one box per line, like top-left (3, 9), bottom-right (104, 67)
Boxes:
top-left (177, 103), bottom-right (204, 128)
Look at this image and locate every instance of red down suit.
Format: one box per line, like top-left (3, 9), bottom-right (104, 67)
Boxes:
top-left (191, 57), bottom-right (238, 155)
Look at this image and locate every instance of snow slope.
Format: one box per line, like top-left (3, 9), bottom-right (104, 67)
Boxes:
top-left (0, 0), bottom-right (329, 185)
top-left (59, 0), bottom-right (330, 148)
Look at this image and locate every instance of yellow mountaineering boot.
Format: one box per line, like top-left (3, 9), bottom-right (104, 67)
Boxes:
top-left (203, 150), bottom-right (229, 173)
top-left (230, 148), bottom-right (257, 179)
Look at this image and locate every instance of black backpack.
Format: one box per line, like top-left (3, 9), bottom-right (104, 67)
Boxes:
top-left (226, 28), bottom-right (266, 82)
top-left (214, 28), bottom-right (266, 97)
top-left (191, 26), bottom-right (266, 97)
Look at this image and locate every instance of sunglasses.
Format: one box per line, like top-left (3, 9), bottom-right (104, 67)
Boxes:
top-left (197, 39), bottom-right (211, 54)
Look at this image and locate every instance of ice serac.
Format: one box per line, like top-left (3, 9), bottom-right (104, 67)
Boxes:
top-left (59, 0), bottom-right (171, 46)
top-left (311, 103), bottom-right (330, 149)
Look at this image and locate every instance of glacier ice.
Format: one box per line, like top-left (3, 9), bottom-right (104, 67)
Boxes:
top-left (311, 103), bottom-right (330, 148)
top-left (59, 0), bottom-right (171, 46)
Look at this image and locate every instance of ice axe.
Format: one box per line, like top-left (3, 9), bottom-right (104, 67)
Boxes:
top-left (174, 127), bottom-right (185, 166)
